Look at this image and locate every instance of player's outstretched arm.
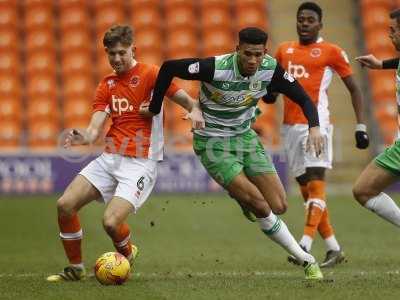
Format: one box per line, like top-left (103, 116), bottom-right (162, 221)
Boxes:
top-left (355, 54), bottom-right (383, 69)
top-left (63, 111), bottom-right (108, 148)
top-left (148, 57), bottom-right (215, 115)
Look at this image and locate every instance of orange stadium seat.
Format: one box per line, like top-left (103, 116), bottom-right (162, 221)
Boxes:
top-left (173, 78), bottom-right (200, 98)
top-left (202, 29), bottom-right (234, 56)
top-left (360, 0), bottom-right (393, 11)
top-left (94, 7), bottom-right (125, 35)
top-left (0, 74), bottom-right (21, 98)
top-left (364, 29), bottom-right (393, 53)
top-left (59, 6), bottom-right (90, 31)
top-left (26, 74), bottom-right (57, 99)
top-left (235, 6), bottom-right (268, 30)
top-left (63, 98), bottom-right (92, 124)
top-left (164, 0), bottom-right (194, 10)
top-left (0, 120), bottom-right (21, 148)
top-left (200, 0), bottom-right (231, 10)
top-left (165, 6), bottom-right (196, 30)
top-left (64, 117), bottom-right (92, 132)
top-left (166, 47), bottom-right (199, 60)
top-left (166, 28), bottom-right (198, 56)
top-left (0, 97), bottom-right (21, 122)
top-left (24, 5), bottom-right (54, 30)
top-left (27, 120), bottom-right (60, 149)
top-left (61, 50), bottom-right (92, 77)
top-left (25, 51), bottom-right (56, 77)
top-left (25, 29), bottom-right (55, 53)
top-left (136, 49), bottom-right (163, 65)
top-left (93, 0), bottom-right (124, 10)
top-left (234, 0), bottom-right (266, 10)
top-left (27, 97), bottom-right (60, 122)
top-left (128, 0), bottom-right (159, 10)
top-left (0, 0), bottom-right (18, 8)
top-left (58, 0), bottom-right (88, 9)
top-left (0, 6), bottom-right (18, 28)
top-left (361, 6), bottom-right (390, 31)
top-left (134, 28), bottom-right (163, 53)
top-left (0, 29), bottom-right (18, 51)
top-left (0, 51), bottom-right (19, 76)
top-left (370, 71), bottom-right (396, 102)
top-left (201, 7), bottom-right (231, 31)
top-left (23, 0), bottom-right (53, 9)
top-left (60, 28), bottom-right (92, 53)
top-left (130, 6), bottom-right (162, 31)
top-left (63, 74), bottom-right (94, 99)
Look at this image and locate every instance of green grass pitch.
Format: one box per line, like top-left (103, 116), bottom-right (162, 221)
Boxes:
top-left (1, 193), bottom-right (400, 300)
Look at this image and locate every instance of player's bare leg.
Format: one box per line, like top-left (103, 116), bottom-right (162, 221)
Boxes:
top-left (227, 172), bottom-right (322, 279)
top-left (47, 175), bottom-right (101, 282)
top-left (103, 197), bottom-right (139, 266)
top-left (353, 161), bottom-right (400, 226)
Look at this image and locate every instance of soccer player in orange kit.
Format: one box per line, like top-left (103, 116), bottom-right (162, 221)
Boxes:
top-left (266, 2), bottom-right (369, 267)
top-left (46, 25), bottom-right (204, 282)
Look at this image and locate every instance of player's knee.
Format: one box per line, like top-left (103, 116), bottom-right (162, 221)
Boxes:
top-left (102, 213), bottom-right (120, 235)
top-left (57, 195), bottom-right (76, 216)
top-left (271, 201), bottom-right (287, 215)
top-left (352, 184), bottom-right (375, 206)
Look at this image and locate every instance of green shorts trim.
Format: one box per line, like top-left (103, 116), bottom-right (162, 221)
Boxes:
top-left (193, 129), bottom-right (277, 187)
top-left (375, 140), bottom-right (400, 177)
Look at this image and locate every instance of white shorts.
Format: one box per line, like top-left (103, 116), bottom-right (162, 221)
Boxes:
top-left (79, 152), bottom-right (158, 212)
top-left (282, 124), bottom-right (333, 178)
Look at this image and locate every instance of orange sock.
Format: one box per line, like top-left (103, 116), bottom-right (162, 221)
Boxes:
top-left (58, 214), bottom-right (82, 265)
top-left (111, 223), bottom-right (133, 258)
top-left (303, 180), bottom-right (326, 239)
top-left (318, 208), bottom-right (334, 239)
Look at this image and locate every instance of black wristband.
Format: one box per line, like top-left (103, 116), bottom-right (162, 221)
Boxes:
top-left (382, 58), bottom-right (399, 69)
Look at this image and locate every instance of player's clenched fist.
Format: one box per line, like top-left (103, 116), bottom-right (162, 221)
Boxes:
top-left (63, 129), bottom-right (87, 148)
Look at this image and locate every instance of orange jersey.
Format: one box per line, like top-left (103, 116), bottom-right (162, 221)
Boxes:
top-left (275, 38), bottom-right (353, 126)
top-left (93, 62), bottom-right (180, 160)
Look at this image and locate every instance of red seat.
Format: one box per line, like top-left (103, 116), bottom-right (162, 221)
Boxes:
top-left (0, 6), bottom-right (18, 28)
top-left (27, 96), bottom-right (60, 122)
top-left (61, 50), bottom-right (93, 77)
top-left (25, 51), bottom-right (56, 76)
top-left (130, 6), bottom-right (162, 31)
top-left (0, 74), bottom-right (21, 98)
top-left (27, 120), bottom-right (60, 149)
top-left (202, 29), bottom-right (234, 56)
top-left (0, 97), bottom-right (21, 122)
top-left (165, 6), bottom-right (196, 30)
top-left (26, 74), bottom-right (57, 99)
top-left (59, 6), bottom-right (90, 31)
top-left (63, 74), bottom-right (94, 99)
top-left (25, 29), bottom-right (55, 53)
top-left (0, 51), bottom-right (20, 76)
top-left (24, 5), bottom-right (54, 29)
top-left (0, 120), bottom-right (21, 148)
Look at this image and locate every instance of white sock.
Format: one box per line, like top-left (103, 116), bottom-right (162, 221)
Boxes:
top-left (299, 235), bottom-right (313, 252)
top-left (258, 212), bottom-right (316, 265)
top-left (71, 263), bottom-right (85, 270)
top-left (324, 236), bottom-right (340, 251)
top-left (364, 193), bottom-right (400, 227)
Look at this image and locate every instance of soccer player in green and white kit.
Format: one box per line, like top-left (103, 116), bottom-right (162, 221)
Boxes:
top-left (143, 27), bottom-right (324, 279)
top-left (353, 9), bottom-right (400, 228)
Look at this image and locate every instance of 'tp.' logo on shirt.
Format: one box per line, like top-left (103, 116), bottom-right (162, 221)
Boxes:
top-left (111, 95), bottom-right (134, 115)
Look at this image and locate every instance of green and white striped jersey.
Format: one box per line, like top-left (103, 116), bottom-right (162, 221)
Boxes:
top-left (195, 52), bottom-right (277, 137)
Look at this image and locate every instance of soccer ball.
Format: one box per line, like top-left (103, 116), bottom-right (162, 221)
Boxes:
top-left (94, 252), bottom-right (131, 285)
